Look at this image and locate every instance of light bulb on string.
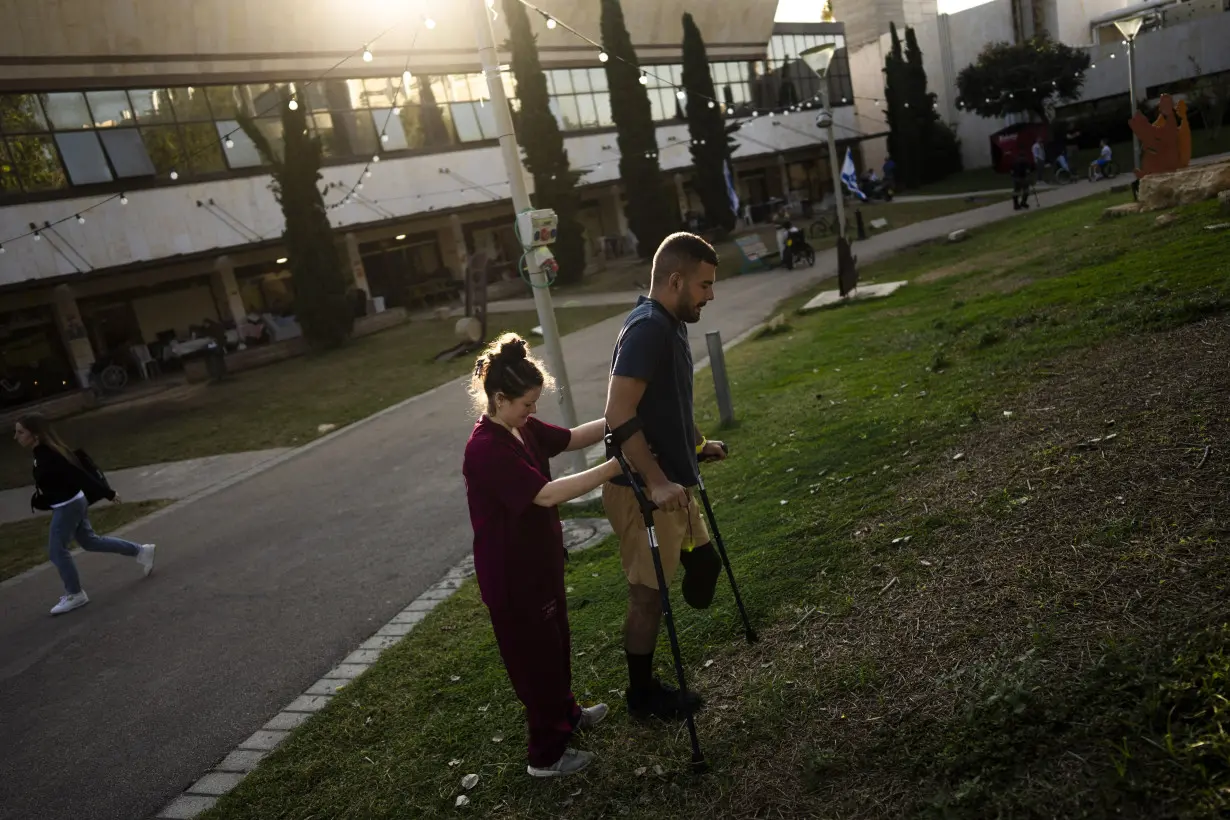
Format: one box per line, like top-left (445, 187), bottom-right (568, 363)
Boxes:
top-left (381, 133), bottom-right (390, 143)
top-left (599, 51), bottom-right (609, 63)
top-left (225, 137), bottom-right (235, 148)
top-left (120, 194), bottom-right (128, 204)
top-left (76, 214), bottom-right (85, 224)
top-left (170, 170), bottom-right (179, 180)
top-left (546, 16), bottom-right (557, 29)
top-left (365, 169), bottom-right (373, 178)
top-left (372, 154), bottom-right (381, 163)
top-left (33, 231), bottom-right (41, 241)
top-left (676, 89), bottom-right (686, 100)
top-left (638, 73), bottom-right (647, 86)
top-left (403, 70), bottom-right (413, 88)
top-left (424, 16), bottom-right (436, 29)
top-left (362, 46), bottom-right (373, 62)
top-left (288, 98), bottom-right (299, 110)
top-left (707, 100), bottom-right (715, 109)
top-left (0, 245), bottom-right (5, 254)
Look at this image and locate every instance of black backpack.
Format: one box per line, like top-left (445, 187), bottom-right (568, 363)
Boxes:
top-left (74, 449), bottom-right (114, 505)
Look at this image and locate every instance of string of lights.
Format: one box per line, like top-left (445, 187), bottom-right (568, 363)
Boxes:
top-left (4, 1), bottom-right (888, 255)
top-left (0, 15), bottom-right (414, 253)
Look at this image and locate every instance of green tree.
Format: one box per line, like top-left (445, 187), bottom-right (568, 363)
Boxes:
top-left (601, 0), bottom-right (674, 257)
top-left (904, 26), bottom-right (962, 184)
top-left (883, 24), bottom-right (918, 187)
top-left (503, 0), bottom-right (587, 285)
top-left (239, 89), bottom-right (354, 350)
top-left (681, 12), bottom-right (736, 234)
top-left (956, 36), bottom-right (1091, 125)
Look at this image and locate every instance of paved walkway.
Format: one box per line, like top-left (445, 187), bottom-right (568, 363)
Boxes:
top-left (0, 170), bottom-right (1144, 820)
top-left (0, 450), bottom-right (290, 526)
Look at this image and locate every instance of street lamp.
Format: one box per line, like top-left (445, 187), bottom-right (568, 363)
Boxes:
top-left (798, 44), bottom-right (846, 240)
top-left (1113, 14), bottom-right (1146, 174)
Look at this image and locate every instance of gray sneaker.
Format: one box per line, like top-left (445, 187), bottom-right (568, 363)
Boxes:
top-left (577, 703), bottom-right (608, 730)
top-left (527, 748), bottom-right (594, 778)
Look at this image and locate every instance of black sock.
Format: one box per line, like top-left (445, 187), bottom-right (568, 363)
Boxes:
top-left (626, 651), bottom-right (654, 693)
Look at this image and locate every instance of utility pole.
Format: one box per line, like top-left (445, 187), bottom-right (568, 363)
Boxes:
top-left (471, 0), bottom-right (584, 473)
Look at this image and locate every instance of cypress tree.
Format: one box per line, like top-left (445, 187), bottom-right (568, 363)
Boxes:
top-left (681, 12), bottom-right (736, 233)
top-left (239, 89), bottom-right (353, 350)
top-left (503, 0), bottom-right (586, 285)
top-left (600, 0), bottom-right (673, 257)
top-left (883, 23), bottom-right (918, 188)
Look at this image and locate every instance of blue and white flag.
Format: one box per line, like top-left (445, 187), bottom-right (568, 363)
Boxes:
top-left (840, 148), bottom-right (867, 201)
top-left (723, 159), bottom-right (741, 215)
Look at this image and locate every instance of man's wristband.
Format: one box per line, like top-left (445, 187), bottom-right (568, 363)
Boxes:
top-left (695, 436), bottom-right (708, 455)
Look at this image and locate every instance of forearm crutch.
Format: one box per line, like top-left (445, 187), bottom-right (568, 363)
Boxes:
top-left (697, 443), bottom-right (758, 644)
top-left (604, 432), bottom-right (706, 771)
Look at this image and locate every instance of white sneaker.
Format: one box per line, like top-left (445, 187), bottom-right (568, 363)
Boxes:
top-left (578, 703), bottom-right (608, 730)
top-left (136, 544), bottom-right (156, 577)
top-left (50, 591), bottom-right (89, 615)
top-left (526, 748), bottom-right (594, 778)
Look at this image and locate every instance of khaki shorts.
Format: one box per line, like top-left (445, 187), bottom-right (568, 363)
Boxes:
top-left (603, 482), bottom-right (711, 590)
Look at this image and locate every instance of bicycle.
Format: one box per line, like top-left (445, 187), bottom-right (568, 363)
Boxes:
top-left (1088, 160), bottom-right (1120, 183)
top-left (808, 214), bottom-right (837, 239)
top-left (89, 360), bottom-right (129, 396)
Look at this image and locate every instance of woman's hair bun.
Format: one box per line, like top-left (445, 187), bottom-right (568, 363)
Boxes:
top-left (497, 336), bottom-right (528, 361)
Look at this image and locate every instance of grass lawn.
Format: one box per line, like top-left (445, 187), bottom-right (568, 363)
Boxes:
top-left (910, 127), bottom-right (1230, 196)
top-left (208, 192), bottom-right (1229, 819)
top-left (0, 306), bottom-right (625, 491)
top-left (0, 499), bottom-right (172, 581)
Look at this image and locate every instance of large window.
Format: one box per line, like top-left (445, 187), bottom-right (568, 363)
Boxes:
top-left (0, 55), bottom-right (809, 203)
top-left (763, 33), bottom-right (854, 108)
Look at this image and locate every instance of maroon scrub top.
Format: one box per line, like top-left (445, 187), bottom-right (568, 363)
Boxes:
top-left (463, 415), bottom-right (573, 614)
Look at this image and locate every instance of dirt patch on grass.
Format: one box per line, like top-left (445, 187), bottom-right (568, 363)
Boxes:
top-left (916, 246), bottom-right (1051, 287)
top-left (696, 315), bottom-right (1230, 818)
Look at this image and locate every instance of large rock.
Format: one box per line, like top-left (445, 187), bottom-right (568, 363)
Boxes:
top-left (1138, 161), bottom-right (1230, 211)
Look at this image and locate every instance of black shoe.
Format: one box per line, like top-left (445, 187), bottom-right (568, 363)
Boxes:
top-left (626, 678), bottom-right (704, 721)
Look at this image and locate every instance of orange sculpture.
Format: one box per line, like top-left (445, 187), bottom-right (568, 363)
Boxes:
top-left (1130, 93), bottom-right (1191, 179)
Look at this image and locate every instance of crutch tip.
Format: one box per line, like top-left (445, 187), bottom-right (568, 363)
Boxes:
top-left (690, 756), bottom-right (709, 774)
top-left (746, 630), bottom-right (760, 644)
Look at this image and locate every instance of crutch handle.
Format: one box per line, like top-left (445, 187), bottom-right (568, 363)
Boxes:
top-left (604, 433), bottom-right (658, 520)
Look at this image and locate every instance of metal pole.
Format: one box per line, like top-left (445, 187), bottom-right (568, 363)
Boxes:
top-left (824, 97), bottom-right (846, 239)
top-left (472, 0), bottom-right (583, 471)
top-left (704, 331), bottom-right (734, 426)
top-left (1127, 35), bottom-right (1141, 173)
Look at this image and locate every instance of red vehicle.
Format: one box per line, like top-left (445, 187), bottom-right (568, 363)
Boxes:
top-left (989, 123), bottom-right (1050, 173)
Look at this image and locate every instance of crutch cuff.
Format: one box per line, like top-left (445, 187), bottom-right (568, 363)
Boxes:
top-left (606, 418), bottom-right (643, 449)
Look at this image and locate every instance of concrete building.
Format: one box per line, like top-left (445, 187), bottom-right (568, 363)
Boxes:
top-left (834, 0), bottom-right (1230, 171)
top-left (0, 1), bottom-right (874, 410)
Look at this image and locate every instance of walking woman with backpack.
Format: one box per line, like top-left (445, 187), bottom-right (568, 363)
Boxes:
top-left (13, 414), bottom-right (155, 615)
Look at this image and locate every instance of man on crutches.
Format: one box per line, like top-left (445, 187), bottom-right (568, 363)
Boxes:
top-left (603, 232), bottom-right (730, 722)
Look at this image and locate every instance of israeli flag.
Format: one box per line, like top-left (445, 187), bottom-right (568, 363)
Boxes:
top-left (723, 159), bottom-right (740, 214)
top-left (840, 148), bottom-right (867, 201)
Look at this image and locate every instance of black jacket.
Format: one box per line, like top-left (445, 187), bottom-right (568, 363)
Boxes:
top-left (30, 444), bottom-right (115, 512)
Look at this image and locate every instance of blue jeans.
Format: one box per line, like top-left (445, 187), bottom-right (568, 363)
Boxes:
top-left (48, 495), bottom-right (140, 594)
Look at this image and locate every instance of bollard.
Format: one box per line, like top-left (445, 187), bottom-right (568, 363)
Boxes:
top-left (705, 331), bottom-right (735, 426)
top-left (855, 208), bottom-right (867, 241)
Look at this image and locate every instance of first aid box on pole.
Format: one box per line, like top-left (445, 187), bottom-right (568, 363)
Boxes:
top-left (516, 209), bottom-right (558, 248)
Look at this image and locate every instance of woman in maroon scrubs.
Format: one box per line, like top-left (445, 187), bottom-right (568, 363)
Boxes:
top-left (463, 333), bottom-right (621, 778)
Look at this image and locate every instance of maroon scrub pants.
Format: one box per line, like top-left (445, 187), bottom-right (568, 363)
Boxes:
top-left (489, 595), bottom-right (581, 768)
